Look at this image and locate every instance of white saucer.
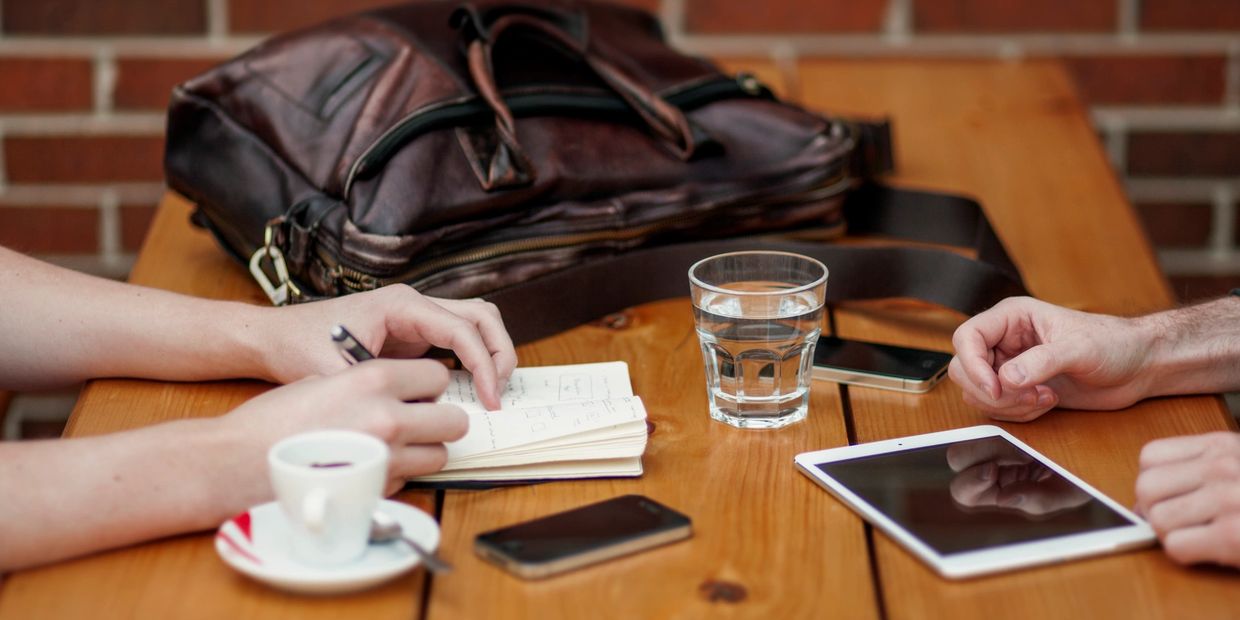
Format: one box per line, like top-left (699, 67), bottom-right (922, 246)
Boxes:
top-left (215, 498), bottom-right (441, 595)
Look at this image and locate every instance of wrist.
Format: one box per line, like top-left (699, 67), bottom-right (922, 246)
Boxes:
top-left (1132, 298), bottom-right (1240, 398)
top-left (192, 415), bottom-right (273, 526)
top-left (217, 301), bottom-right (282, 382)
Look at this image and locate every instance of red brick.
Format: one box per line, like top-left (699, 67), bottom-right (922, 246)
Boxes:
top-left (115, 58), bottom-right (229, 110)
top-left (4, 136), bottom-right (165, 184)
top-left (2, 0), bottom-right (205, 35)
top-left (0, 58), bottom-right (94, 112)
top-left (228, 0), bottom-right (397, 34)
top-left (1142, 0), bottom-right (1240, 31)
top-left (1133, 202), bottom-right (1213, 248)
top-left (912, 0), bottom-right (1115, 32)
top-left (121, 204), bottom-right (158, 252)
top-left (1127, 132), bottom-right (1240, 177)
top-left (229, 0), bottom-right (662, 33)
top-left (1170, 275), bottom-right (1240, 304)
top-left (1059, 55), bottom-right (1226, 106)
top-left (0, 206), bottom-right (98, 254)
top-left (685, 0), bottom-right (885, 33)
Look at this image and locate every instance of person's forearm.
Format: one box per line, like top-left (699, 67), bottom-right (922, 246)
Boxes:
top-left (0, 246), bottom-right (274, 390)
top-left (0, 417), bottom-right (266, 572)
top-left (1136, 296), bottom-right (1240, 398)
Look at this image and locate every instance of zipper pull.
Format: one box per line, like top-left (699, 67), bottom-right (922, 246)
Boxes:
top-left (736, 72), bottom-right (765, 96)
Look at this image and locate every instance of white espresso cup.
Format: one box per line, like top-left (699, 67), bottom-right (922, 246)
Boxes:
top-left (267, 430), bottom-right (389, 566)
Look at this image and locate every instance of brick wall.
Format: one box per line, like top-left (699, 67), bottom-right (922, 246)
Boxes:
top-left (0, 0), bottom-right (1237, 298)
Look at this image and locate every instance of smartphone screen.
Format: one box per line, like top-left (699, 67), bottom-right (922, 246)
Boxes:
top-left (475, 495), bottom-right (692, 578)
top-left (813, 336), bottom-right (952, 389)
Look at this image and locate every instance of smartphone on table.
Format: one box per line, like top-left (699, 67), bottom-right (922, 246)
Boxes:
top-left (475, 495), bottom-right (692, 579)
top-left (812, 336), bottom-right (953, 393)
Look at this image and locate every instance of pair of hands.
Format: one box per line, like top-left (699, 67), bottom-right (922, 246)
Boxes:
top-left (220, 285), bottom-right (516, 494)
top-left (949, 296), bottom-right (1240, 568)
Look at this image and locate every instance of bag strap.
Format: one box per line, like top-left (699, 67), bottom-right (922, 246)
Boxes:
top-left (481, 184), bottom-right (1028, 345)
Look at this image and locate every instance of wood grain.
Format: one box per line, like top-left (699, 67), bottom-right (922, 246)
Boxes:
top-left (427, 301), bottom-right (877, 619)
top-left (796, 59), bottom-right (1240, 619)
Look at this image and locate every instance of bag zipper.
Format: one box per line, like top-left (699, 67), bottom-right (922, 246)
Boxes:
top-left (323, 166), bottom-right (852, 292)
top-left (341, 74), bottom-right (771, 197)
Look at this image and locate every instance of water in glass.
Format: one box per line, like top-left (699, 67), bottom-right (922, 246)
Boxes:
top-left (694, 282), bottom-right (823, 428)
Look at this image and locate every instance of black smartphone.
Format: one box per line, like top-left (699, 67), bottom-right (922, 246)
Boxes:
top-left (474, 495), bottom-right (693, 579)
top-left (812, 336), bottom-right (953, 393)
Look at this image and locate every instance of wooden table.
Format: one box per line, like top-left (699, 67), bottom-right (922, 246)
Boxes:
top-left (2, 59), bottom-right (1238, 620)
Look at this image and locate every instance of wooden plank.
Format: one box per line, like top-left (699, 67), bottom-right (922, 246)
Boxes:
top-left (427, 301), bottom-right (877, 619)
top-left (795, 59), bottom-right (1240, 618)
top-left (0, 196), bottom-right (434, 620)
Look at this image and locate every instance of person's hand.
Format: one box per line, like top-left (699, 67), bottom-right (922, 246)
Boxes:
top-left (948, 296), bottom-right (1154, 422)
top-left (253, 285), bottom-right (516, 410)
top-left (946, 437), bottom-right (1090, 515)
top-left (1136, 432), bottom-right (1240, 568)
top-left (218, 359), bottom-right (468, 498)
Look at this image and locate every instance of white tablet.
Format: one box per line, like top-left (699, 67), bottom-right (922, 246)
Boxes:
top-left (795, 425), bottom-right (1155, 579)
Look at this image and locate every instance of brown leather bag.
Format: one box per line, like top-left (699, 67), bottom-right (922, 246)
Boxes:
top-left (165, 0), bottom-right (1026, 343)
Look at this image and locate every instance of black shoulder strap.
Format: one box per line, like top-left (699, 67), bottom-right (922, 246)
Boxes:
top-left (481, 184), bottom-right (1028, 345)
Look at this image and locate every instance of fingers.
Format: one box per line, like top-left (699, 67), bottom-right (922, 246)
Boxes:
top-left (1135, 458), bottom-right (1211, 513)
top-left (951, 318), bottom-right (1003, 401)
top-left (1140, 433), bottom-right (1228, 469)
top-left (388, 403), bottom-right (469, 445)
top-left (958, 381), bottom-right (1058, 423)
top-left (997, 341), bottom-right (1079, 392)
top-left (1145, 483), bottom-right (1240, 537)
top-left (342, 359), bottom-right (450, 403)
top-left (388, 444), bottom-right (451, 479)
top-left (385, 294), bottom-right (505, 410)
top-left (429, 297), bottom-right (518, 385)
top-left (1162, 517), bottom-right (1240, 568)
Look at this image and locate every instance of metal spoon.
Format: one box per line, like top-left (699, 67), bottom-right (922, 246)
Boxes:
top-left (369, 511), bottom-right (453, 574)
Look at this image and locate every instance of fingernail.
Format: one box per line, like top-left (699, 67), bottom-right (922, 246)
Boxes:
top-left (1003, 364), bottom-right (1026, 386)
top-left (1001, 494), bottom-right (1026, 508)
top-left (1036, 392), bottom-right (1054, 408)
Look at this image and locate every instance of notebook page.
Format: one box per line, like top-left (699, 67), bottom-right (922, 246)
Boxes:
top-left (438, 361), bottom-right (632, 414)
top-left (446, 396), bottom-right (646, 460)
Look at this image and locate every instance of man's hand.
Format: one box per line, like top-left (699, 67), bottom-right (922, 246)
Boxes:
top-left (219, 359), bottom-right (468, 497)
top-left (1136, 432), bottom-right (1240, 568)
top-left (948, 297), bottom-right (1154, 422)
top-left (255, 285), bottom-right (516, 410)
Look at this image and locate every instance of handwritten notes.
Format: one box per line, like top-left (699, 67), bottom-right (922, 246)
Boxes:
top-left (414, 361), bottom-right (648, 482)
top-left (439, 361), bottom-right (633, 413)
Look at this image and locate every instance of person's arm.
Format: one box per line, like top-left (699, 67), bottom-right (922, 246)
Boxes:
top-left (0, 360), bottom-right (465, 572)
top-left (0, 246), bottom-right (516, 408)
top-left (948, 295), bottom-right (1240, 422)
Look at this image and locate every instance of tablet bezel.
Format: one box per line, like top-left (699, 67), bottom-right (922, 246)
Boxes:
top-left (794, 425), bottom-right (1156, 579)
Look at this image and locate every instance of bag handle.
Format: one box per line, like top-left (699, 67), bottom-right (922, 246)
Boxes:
top-left (452, 7), bottom-right (699, 190)
top-left (480, 184), bottom-right (1029, 345)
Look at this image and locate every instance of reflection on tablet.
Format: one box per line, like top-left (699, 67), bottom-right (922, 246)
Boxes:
top-left (816, 436), bottom-right (1133, 555)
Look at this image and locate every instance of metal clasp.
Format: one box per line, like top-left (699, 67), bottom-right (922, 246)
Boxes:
top-left (248, 220), bottom-right (302, 306)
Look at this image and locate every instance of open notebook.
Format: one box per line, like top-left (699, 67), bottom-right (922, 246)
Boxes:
top-left (411, 361), bottom-right (648, 482)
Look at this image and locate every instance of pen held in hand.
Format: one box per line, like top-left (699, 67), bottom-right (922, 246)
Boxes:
top-left (331, 324), bottom-right (376, 365)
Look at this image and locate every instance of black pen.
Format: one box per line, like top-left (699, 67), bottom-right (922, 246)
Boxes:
top-left (331, 324), bottom-right (375, 365)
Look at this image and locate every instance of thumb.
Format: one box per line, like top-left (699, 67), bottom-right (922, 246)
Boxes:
top-left (998, 341), bottom-right (1083, 389)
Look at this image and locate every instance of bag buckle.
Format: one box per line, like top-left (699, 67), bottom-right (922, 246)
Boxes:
top-left (248, 219), bottom-right (302, 306)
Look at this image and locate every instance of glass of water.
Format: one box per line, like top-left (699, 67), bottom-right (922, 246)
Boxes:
top-left (689, 251), bottom-right (827, 429)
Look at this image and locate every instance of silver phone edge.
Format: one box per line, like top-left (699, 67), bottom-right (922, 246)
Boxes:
top-left (812, 365), bottom-right (948, 394)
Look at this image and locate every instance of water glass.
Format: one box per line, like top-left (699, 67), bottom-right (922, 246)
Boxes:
top-left (689, 251), bottom-right (827, 429)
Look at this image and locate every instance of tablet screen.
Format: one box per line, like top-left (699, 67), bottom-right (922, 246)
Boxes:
top-left (815, 436), bottom-right (1136, 555)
